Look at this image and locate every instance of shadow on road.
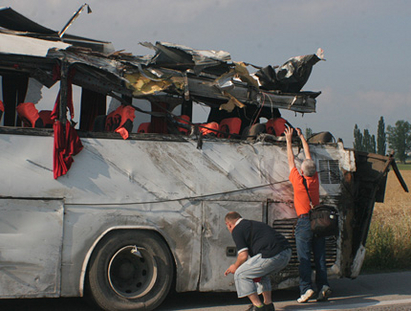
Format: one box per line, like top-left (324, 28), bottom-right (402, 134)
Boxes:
top-left (1, 272), bottom-right (410, 311)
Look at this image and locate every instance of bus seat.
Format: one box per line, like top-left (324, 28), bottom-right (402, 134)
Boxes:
top-left (242, 123), bottom-right (266, 140)
top-left (138, 122), bottom-right (152, 133)
top-left (16, 102), bottom-right (43, 128)
top-left (0, 100), bottom-right (4, 122)
top-left (176, 115), bottom-right (190, 135)
top-left (105, 105), bottom-right (135, 139)
top-left (266, 117), bottom-right (287, 136)
top-left (38, 110), bottom-right (54, 128)
top-left (218, 117), bottom-right (241, 138)
top-left (199, 121), bottom-right (219, 136)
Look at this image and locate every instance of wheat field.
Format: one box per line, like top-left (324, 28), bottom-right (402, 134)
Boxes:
top-left (363, 170), bottom-right (411, 271)
top-left (373, 170), bottom-right (411, 221)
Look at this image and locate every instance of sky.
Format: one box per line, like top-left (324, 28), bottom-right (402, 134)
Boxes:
top-left (5, 0), bottom-right (411, 146)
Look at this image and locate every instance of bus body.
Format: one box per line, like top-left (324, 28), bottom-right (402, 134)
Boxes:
top-left (0, 7), bottom-right (406, 311)
top-left (0, 125), bottom-right (396, 308)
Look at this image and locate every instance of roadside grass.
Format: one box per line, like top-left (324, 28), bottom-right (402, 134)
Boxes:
top-left (396, 162), bottom-right (411, 170)
top-left (362, 170), bottom-right (411, 272)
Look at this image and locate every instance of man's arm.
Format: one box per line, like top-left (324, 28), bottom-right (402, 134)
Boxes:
top-left (285, 126), bottom-right (296, 171)
top-left (224, 250), bottom-right (248, 276)
top-left (296, 128), bottom-right (312, 160)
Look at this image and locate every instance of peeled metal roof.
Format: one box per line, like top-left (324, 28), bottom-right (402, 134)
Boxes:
top-left (0, 32), bottom-right (70, 57)
top-left (0, 7), bottom-right (55, 34)
top-left (0, 8), bottom-right (321, 114)
top-left (0, 7), bottom-right (114, 53)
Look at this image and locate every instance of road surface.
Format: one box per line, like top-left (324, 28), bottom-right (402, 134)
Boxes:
top-left (1, 271), bottom-right (410, 310)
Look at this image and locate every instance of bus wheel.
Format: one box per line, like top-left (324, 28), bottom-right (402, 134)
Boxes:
top-left (86, 230), bottom-right (173, 311)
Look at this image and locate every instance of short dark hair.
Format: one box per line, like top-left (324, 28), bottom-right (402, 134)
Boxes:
top-left (225, 211), bottom-right (242, 222)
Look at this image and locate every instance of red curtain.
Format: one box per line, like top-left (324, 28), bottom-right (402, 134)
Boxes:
top-left (51, 66), bottom-right (83, 179)
top-left (53, 120), bottom-right (83, 179)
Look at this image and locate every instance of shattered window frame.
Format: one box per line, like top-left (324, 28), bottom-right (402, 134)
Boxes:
top-left (319, 159), bottom-right (341, 185)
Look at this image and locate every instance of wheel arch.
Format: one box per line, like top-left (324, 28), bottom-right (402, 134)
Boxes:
top-left (78, 226), bottom-right (177, 296)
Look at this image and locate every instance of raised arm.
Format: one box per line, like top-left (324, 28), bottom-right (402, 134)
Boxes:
top-left (285, 126), bottom-right (296, 171)
top-left (296, 128), bottom-right (312, 160)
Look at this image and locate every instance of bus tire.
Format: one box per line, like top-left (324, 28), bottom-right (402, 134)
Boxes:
top-left (85, 230), bottom-right (174, 311)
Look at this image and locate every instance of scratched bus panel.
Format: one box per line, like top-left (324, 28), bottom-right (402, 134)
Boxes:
top-left (0, 199), bottom-right (64, 298)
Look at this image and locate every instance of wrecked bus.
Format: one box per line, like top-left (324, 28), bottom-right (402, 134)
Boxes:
top-left (0, 7), bottom-right (408, 311)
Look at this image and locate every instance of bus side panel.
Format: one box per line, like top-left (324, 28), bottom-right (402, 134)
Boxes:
top-left (200, 201), bottom-right (265, 292)
top-left (60, 202), bottom-right (203, 297)
top-left (0, 199), bottom-right (64, 298)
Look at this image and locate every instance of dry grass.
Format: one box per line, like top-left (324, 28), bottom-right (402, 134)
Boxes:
top-left (374, 170), bottom-right (411, 221)
top-left (362, 170), bottom-right (411, 271)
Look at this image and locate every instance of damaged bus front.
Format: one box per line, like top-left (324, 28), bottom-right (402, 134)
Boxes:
top-left (0, 7), bottom-right (407, 311)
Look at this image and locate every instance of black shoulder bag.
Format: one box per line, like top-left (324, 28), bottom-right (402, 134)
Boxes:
top-left (302, 177), bottom-right (339, 237)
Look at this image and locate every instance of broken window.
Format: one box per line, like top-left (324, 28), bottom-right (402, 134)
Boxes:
top-left (319, 160), bottom-right (340, 184)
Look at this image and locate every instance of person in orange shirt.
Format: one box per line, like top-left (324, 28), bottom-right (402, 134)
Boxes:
top-left (285, 126), bottom-right (332, 303)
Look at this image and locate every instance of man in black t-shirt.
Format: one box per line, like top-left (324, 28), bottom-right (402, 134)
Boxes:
top-left (224, 211), bottom-right (291, 311)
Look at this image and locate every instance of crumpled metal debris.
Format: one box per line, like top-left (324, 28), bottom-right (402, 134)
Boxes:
top-left (255, 48), bottom-right (325, 93)
top-left (125, 72), bottom-right (185, 96)
top-left (0, 7), bottom-right (324, 114)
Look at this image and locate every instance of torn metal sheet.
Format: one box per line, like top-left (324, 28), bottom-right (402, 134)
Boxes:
top-left (141, 41), bottom-right (231, 73)
top-left (0, 29), bottom-right (320, 115)
top-left (125, 72), bottom-right (185, 96)
top-left (0, 33), bottom-right (70, 57)
top-left (232, 61), bottom-right (260, 88)
top-left (0, 7), bottom-right (114, 53)
top-left (0, 7), bottom-right (56, 34)
top-left (46, 46), bottom-right (320, 113)
top-left (220, 92), bottom-right (245, 112)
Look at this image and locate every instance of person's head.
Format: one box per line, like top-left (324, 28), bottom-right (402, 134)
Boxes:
top-left (301, 159), bottom-right (316, 177)
top-left (225, 211), bottom-right (242, 233)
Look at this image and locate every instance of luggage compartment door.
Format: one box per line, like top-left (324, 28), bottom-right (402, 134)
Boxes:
top-left (199, 201), bottom-right (264, 292)
top-left (0, 199), bottom-right (64, 298)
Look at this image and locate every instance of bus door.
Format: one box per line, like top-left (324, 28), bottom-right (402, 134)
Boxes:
top-left (199, 201), bottom-right (265, 292)
top-left (0, 198), bottom-right (64, 298)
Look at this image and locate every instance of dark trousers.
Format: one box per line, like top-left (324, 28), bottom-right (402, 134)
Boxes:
top-left (295, 217), bottom-right (329, 294)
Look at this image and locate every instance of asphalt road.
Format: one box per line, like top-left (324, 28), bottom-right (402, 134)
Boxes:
top-left (1, 271), bottom-right (410, 310)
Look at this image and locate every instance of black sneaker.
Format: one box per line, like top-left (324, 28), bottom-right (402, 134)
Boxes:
top-left (245, 304), bottom-right (264, 311)
top-left (317, 285), bottom-right (332, 301)
top-left (264, 302), bottom-right (275, 311)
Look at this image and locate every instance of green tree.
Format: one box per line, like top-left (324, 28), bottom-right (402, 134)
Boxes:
top-left (305, 127), bottom-right (313, 138)
top-left (363, 129), bottom-right (371, 152)
top-left (370, 134), bottom-right (376, 153)
top-left (377, 116), bottom-right (386, 155)
top-left (387, 120), bottom-right (411, 163)
top-left (353, 124), bottom-right (377, 153)
top-left (353, 124), bottom-right (363, 151)
top-left (363, 129), bottom-right (376, 153)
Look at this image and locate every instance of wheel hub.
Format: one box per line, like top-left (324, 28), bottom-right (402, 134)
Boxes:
top-left (108, 245), bottom-right (158, 298)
